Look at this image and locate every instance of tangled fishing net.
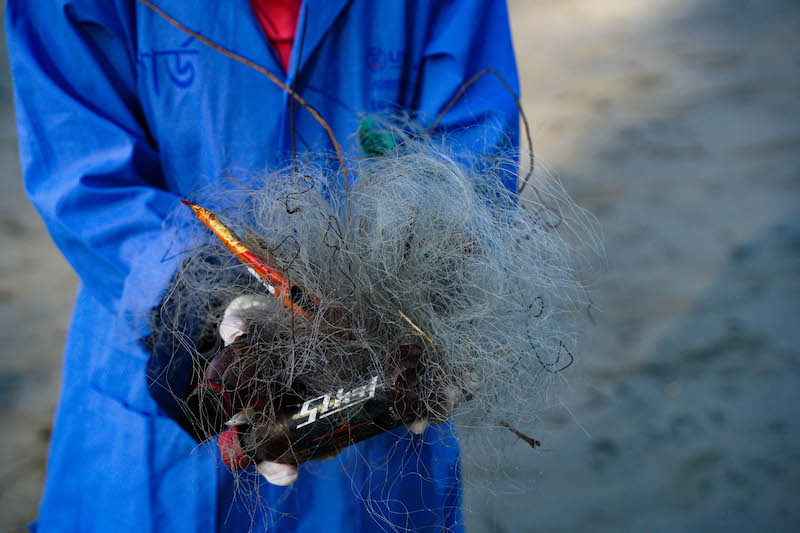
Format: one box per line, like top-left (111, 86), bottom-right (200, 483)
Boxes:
top-left (154, 118), bottom-right (599, 486)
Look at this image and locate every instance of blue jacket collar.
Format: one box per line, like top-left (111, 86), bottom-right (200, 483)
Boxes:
top-left (286, 0), bottom-right (351, 80)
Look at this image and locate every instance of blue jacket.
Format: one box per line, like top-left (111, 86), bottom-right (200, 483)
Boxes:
top-left (7, 1), bottom-right (519, 531)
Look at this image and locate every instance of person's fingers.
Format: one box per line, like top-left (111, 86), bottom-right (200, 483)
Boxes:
top-left (408, 382), bottom-right (459, 433)
top-left (219, 314), bottom-right (248, 346)
top-left (203, 347), bottom-right (236, 381)
top-left (408, 419), bottom-right (429, 434)
top-left (424, 384), bottom-right (459, 425)
top-left (225, 407), bottom-right (256, 427)
top-left (255, 461), bottom-right (299, 486)
top-left (442, 385), bottom-right (459, 413)
top-left (219, 294), bottom-right (271, 345)
top-left (462, 370), bottom-right (480, 392)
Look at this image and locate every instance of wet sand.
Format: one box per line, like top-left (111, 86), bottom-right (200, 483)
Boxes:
top-left (464, 1), bottom-right (800, 531)
top-left (1, 0), bottom-right (798, 531)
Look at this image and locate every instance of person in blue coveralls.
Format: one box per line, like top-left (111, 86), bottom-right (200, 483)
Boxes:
top-left (6, 0), bottom-right (519, 531)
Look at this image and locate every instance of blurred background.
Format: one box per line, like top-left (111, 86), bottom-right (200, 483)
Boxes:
top-left (1, 0), bottom-right (798, 531)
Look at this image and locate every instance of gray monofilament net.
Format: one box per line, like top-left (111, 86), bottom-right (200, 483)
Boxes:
top-left (154, 118), bottom-right (600, 475)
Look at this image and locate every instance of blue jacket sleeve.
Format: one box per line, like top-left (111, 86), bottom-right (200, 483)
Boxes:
top-left (7, 0), bottom-right (180, 315)
top-left (7, 1), bottom-right (194, 420)
top-left (415, 0), bottom-right (520, 190)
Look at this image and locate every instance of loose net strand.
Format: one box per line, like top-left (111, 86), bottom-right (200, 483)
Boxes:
top-left (428, 67), bottom-right (538, 197)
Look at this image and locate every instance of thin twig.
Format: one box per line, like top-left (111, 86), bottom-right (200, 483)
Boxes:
top-left (500, 420), bottom-right (541, 449)
top-left (428, 67), bottom-right (537, 198)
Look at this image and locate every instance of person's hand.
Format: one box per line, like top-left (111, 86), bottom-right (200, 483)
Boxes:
top-left (216, 294), bottom-right (299, 486)
top-left (210, 294), bottom-right (464, 484)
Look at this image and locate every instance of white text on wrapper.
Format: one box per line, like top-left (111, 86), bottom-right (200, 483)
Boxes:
top-left (294, 376), bottom-right (381, 429)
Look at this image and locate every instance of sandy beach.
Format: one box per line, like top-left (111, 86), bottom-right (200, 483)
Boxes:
top-left (1, 0), bottom-right (798, 531)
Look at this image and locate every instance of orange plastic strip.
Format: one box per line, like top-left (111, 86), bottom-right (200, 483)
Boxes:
top-left (181, 200), bottom-right (311, 318)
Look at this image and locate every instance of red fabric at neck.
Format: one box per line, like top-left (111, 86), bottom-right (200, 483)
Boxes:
top-left (249, 0), bottom-right (302, 72)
